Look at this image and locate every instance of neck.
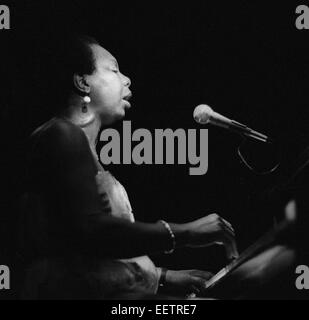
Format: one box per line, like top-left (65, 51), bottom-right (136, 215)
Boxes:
top-left (81, 116), bottom-right (102, 152)
top-left (59, 93), bottom-right (102, 151)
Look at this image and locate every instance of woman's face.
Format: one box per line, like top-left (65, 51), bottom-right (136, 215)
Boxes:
top-left (87, 44), bottom-right (132, 125)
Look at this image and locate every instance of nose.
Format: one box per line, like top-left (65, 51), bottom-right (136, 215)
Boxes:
top-left (121, 72), bottom-right (131, 88)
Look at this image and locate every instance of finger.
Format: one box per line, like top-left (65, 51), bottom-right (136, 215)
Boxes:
top-left (220, 221), bottom-right (235, 238)
top-left (186, 292), bottom-right (197, 299)
top-left (220, 230), bottom-right (235, 247)
top-left (188, 270), bottom-right (214, 280)
top-left (224, 240), bottom-right (239, 261)
top-left (220, 217), bottom-right (235, 233)
top-left (190, 284), bottom-right (201, 295)
top-left (193, 279), bottom-right (209, 294)
top-left (219, 219), bottom-right (235, 236)
top-left (218, 229), bottom-right (239, 259)
top-left (230, 240), bottom-right (239, 259)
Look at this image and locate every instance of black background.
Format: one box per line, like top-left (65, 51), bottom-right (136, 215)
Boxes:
top-left (1, 0), bottom-right (309, 298)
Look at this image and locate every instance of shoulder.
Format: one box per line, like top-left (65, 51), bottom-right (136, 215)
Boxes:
top-left (32, 118), bottom-right (86, 142)
top-left (30, 118), bottom-right (90, 157)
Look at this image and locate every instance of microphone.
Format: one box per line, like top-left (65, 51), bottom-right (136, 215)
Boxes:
top-left (193, 104), bottom-right (273, 143)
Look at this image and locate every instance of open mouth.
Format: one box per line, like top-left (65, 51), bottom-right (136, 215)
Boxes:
top-left (122, 92), bottom-right (132, 109)
top-left (123, 92), bottom-right (132, 101)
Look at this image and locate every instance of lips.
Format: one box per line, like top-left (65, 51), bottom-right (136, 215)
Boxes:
top-left (122, 92), bottom-right (132, 101)
top-left (122, 92), bottom-right (132, 108)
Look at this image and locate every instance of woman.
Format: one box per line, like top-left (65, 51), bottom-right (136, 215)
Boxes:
top-left (19, 35), bottom-right (237, 299)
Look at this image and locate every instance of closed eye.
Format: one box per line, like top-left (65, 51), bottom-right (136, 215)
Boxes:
top-left (110, 59), bottom-right (120, 73)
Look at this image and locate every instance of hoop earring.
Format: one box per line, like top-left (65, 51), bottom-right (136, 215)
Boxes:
top-left (82, 95), bottom-right (91, 113)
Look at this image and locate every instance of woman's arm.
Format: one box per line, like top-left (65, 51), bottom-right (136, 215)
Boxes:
top-left (37, 120), bottom-right (187, 258)
top-left (157, 268), bottom-right (214, 296)
top-left (37, 120), bottom-right (237, 259)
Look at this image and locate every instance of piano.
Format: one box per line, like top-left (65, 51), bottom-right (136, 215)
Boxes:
top-left (197, 200), bottom-right (298, 299)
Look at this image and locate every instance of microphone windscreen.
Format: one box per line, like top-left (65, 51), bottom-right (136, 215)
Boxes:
top-left (193, 104), bottom-right (213, 124)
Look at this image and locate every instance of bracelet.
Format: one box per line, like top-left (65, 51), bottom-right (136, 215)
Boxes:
top-left (159, 267), bottom-right (168, 287)
top-left (159, 220), bottom-right (176, 254)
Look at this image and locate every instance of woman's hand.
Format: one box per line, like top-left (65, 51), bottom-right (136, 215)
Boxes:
top-left (178, 213), bottom-right (239, 260)
top-left (163, 269), bottom-right (213, 296)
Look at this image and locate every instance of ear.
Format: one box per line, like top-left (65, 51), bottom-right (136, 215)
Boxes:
top-left (73, 74), bottom-right (90, 95)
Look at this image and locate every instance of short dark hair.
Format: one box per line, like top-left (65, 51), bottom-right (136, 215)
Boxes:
top-left (50, 34), bottom-right (100, 109)
top-left (66, 34), bottom-right (99, 77)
